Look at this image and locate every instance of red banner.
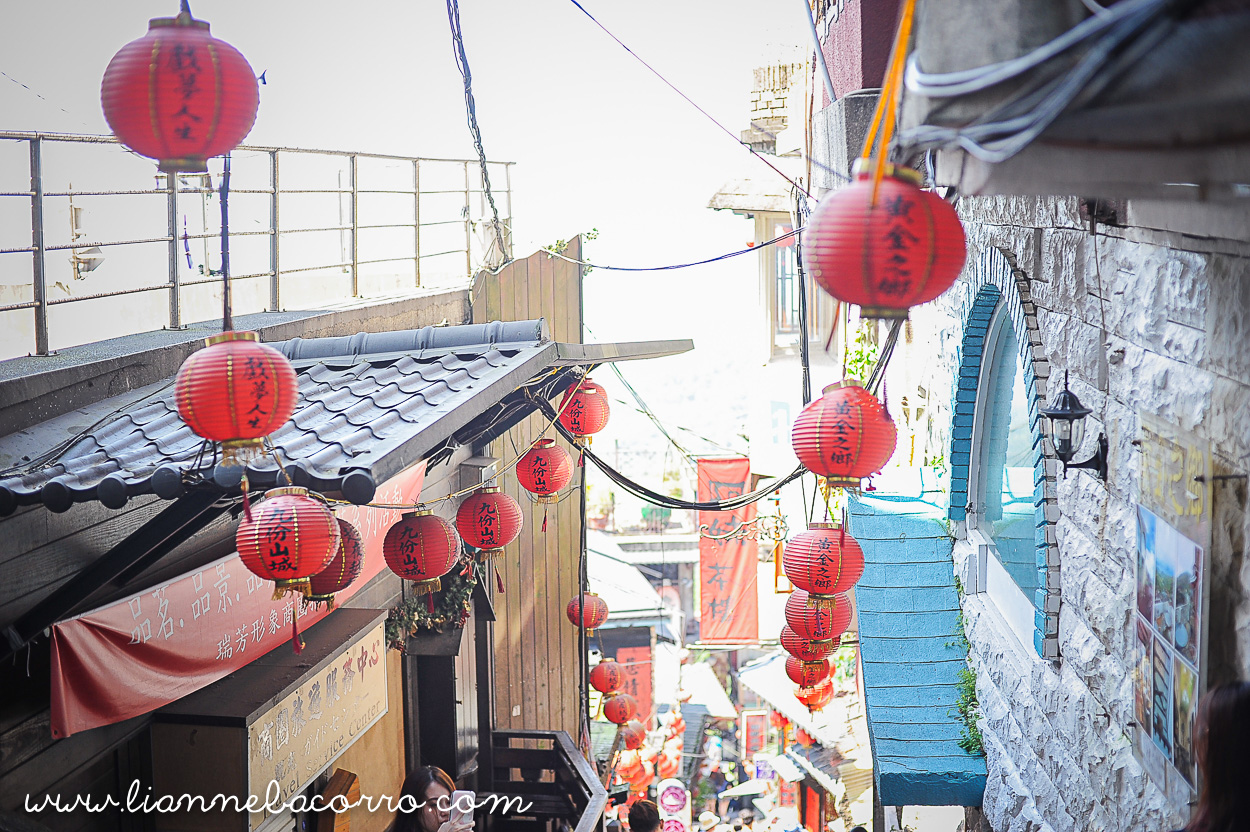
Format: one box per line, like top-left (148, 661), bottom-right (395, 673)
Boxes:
top-left (615, 644), bottom-right (653, 726)
top-left (697, 457), bottom-right (758, 643)
top-left (50, 463), bottom-right (425, 738)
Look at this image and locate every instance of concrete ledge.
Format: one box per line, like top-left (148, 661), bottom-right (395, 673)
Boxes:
top-left (0, 288), bottom-right (469, 438)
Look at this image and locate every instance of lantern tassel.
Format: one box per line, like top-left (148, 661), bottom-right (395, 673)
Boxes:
top-left (495, 566), bottom-right (505, 594)
top-left (542, 507), bottom-right (548, 533)
top-left (426, 593), bottom-right (435, 614)
top-left (291, 600), bottom-right (305, 654)
top-left (240, 473), bottom-right (253, 523)
top-left (460, 559), bottom-right (474, 577)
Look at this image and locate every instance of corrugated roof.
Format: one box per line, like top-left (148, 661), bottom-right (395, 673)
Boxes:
top-left (847, 489), bottom-right (987, 807)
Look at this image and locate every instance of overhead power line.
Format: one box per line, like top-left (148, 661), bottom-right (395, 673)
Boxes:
top-left (564, 0), bottom-right (814, 198)
top-left (446, 0), bottom-right (511, 266)
top-left (545, 226), bottom-right (802, 272)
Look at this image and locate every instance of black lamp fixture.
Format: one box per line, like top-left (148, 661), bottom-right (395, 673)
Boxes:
top-left (1039, 371), bottom-right (1108, 481)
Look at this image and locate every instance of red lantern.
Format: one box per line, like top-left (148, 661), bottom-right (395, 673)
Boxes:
top-left (783, 523), bottom-right (865, 613)
top-left (784, 589), bottom-right (851, 645)
top-left (604, 693), bottom-right (638, 725)
top-left (101, 6), bottom-right (259, 173)
top-left (516, 439), bottom-right (573, 502)
top-left (236, 487), bottom-right (340, 597)
top-left (791, 381), bottom-right (896, 487)
top-left (383, 509), bottom-right (461, 594)
top-left (455, 486), bottom-right (523, 559)
top-left (174, 331), bottom-right (298, 465)
top-left (802, 162), bottom-right (966, 319)
top-left (795, 679), bottom-right (835, 714)
top-left (307, 518), bottom-right (365, 608)
top-left (621, 720), bottom-right (647, 750)
top-left (558, 379), bottom-right (611, 441)
top-left (567, 592), bottom-right (610, 633)
top-left (781, 625), bottom-right (832, 675)
top-left (785, 655), bottom-right (831, 689)
top-left (657, 750), bottom-right (680, 780)
top-left (591, 659), bottom-right (624, 694)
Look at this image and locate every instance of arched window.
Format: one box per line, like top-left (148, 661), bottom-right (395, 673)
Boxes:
top-left (968, 305), bottom-right (1041, 646)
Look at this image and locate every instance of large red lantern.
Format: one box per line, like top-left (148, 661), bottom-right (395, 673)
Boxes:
top-left (795, 679), bottom-right (835, 714)
top-left (781, 625), bottom-right (832, 674)
top-left (621, 720), bottom-right (647, 750)
top-left (784, 589), bottom-right (851, 646)
top-left (783, 522), bottom-right (865, 613)
top-left (174, 331), bottom-right (299, 465)
top-left (101, 6), bottom-right (260, 173)
top-left (785, 655), bottom-right (831, 690)
top-left (236, 487), bottom-right (340, 598)
top-left (791, 381), bottom-right (896, 487)
top-left (802, 162), bottom-right (966, 319)
top-left (516, 439), bottom-right (573, 502)
top-left (558, 379), bottom-right (610, 441)
top-left (604, 693), bottom-right (638, 725)
top-left (591, 659), bottom-right (624, 694)
top-left (307, 517), bottom-right (365, 608)
top-left (383, 509), bottom-right (461, 594)
top-left (567, 592), bottom-right (610, 633)
top-left (456, 486), bottom-right (523, 559)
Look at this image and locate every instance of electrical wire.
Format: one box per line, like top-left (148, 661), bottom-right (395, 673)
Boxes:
top-left (564, 0), bottom-right (813, 198)
top-left (543, 226), bottom-right (802, 272)
top-left (446, 0), bottom-right (510, 266)
top-left (900, 0), bottom-right (1183, 162)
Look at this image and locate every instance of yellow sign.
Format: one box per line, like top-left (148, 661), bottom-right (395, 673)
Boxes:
top-left (246, 620), bottom-right (388, 829)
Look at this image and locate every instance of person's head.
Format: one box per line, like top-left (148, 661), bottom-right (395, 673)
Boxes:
top-left (698, 811), bottom-right (720, 832)
top-left (628, 799), bottom-right (660, 832)
top-left (1191, 681), bottom-right (1250, 832)
top-left (848, 827), bottom-right (868, 832)
top-left (395, 766), bottom-right (456, 832)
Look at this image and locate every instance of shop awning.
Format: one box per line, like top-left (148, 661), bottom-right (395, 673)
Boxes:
top-left (846, 476), bottom-right (987, 807)
top-left (718, 779), bottom-right (771, 799)
top-left (768, 753), bottom-right (806, 783)
top-left (679, 661), bottom-right (738, 720)
top-left (736, 653), bottom-right (845, 748)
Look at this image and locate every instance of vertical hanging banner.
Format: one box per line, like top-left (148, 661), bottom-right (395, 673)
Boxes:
top-left (49, 462), bottom-right (425, 738)
top-left (697, 457), bottom-right (759, 642)
top-left (616, 644), bottom-right (654, 726)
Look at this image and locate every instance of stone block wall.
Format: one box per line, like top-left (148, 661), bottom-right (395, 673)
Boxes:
top-left (916, 195), bottom-right (1250, 832)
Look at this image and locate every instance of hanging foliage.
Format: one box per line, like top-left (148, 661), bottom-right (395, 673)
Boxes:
top-left (386, 565), bottom-right (478, 649)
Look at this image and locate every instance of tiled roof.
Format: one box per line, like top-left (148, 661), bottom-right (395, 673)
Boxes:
top-left (0, 320), bottom-right (562, 514)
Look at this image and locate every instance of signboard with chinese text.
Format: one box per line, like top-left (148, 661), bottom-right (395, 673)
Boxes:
top-left (741, 709), bottom-right (769, 759)
top-left (50, 462), bottom-right (424, 737)
top-left (245, 619), bottom-right (387, 829)
top-left (697, 457), bottom-right (759, 642)
top-left (1132, 414), bottom-right (1210, 800)
top-left (615, 645), bottom-right (654, 725)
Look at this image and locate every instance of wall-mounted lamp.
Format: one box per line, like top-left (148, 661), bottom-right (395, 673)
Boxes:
top-left (1039, 371), bottom-right (1108, 481)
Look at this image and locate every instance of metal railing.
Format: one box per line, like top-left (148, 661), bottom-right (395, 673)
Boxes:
top-left (0, 132), bottom-right (514, 356)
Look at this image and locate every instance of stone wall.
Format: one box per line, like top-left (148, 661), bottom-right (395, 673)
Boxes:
top-left (918, 195), bottom-right (1250, 832)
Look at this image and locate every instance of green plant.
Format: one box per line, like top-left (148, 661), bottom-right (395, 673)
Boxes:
top-left (386, 564), bottom-right (478, 650)
top-left (843, 322), bottom-right (880, 383)
top-left (947, 575), bottom-right (984, 755)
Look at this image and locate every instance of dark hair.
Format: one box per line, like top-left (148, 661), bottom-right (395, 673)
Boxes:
top-left (1189, 681), bottom-right (1250, 832)
top-left (394, 766), bottom-right (456, 832)
top-left (628, 799), bottom-right (660, 832)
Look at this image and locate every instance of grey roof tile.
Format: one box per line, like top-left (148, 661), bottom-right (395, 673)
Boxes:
top-left (0, 321), bottom-right (559, 513)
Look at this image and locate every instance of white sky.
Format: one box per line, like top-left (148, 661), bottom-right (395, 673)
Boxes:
top-left (2, 0), bottom-right (813, 503)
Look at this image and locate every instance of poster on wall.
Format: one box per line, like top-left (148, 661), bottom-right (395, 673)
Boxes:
top-left (1131, 415), bottom-right (1210, 796)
